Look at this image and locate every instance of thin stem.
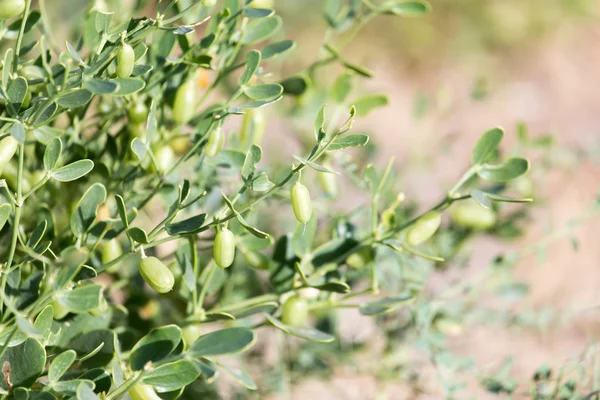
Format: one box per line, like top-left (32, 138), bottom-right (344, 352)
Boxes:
top-left (189, 236), bottom-right (199, 313)
top-left (13, 0), bottom-right (32, 73)
top-left (197, 262), bottom-right (216, 309)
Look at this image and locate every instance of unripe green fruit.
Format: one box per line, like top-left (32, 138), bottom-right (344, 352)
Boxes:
top-left (51, 298), bottom-right (69, 320)
top-left (172, 78), bottom-right (196, 125)
top-left (2, 162), bottom-right (31, 193)
top-left (127, 102), bottom-right (148, 124)
top-left (318, 171), bottom-right (338, 199)
top-left (291, 181), bottom-right (312, 223)
top-left (450, 202), bottom-right (497, 230)
top-left (282, 296), bottom-right (308, 327)
top-left (214, 227), bottom-right (235, 268)
top-left (406, 211), bottom-right (441, 246)
top-left (243, 250), bottom-right (269, 270)
top-left (204, 126), bottom-right (224, 158)
top-left (129, 384), bottom-right (163, 400)
top-left (0, 0), bottom-right (25, 20)
top-left (116, 43), bottom-right (135, 78)
top-left (240, 109), bottom-right (266, 147)
top-left (182, 324), bottom-right (202, 347)
top-left (169, 134), bottom-right (190, 155)
top-left (102, 239), bottom-right (123, 273)
top-left (138, 256), bottom-right (175, 293)
top-left (201, 0), bottom-right (217, 6)
top-left (0, 136), bottom-right (18, 175)
top-left (154, 145), bottom-right (175, 173)
top-left (346, 247), bottom-right (373, 269)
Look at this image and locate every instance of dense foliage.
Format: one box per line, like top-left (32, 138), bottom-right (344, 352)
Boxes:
top-left (0, 0), bottom-right (542, 399)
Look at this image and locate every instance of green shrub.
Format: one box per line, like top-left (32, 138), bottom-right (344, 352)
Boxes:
top-left (0, 1), bottom-right (535, 399)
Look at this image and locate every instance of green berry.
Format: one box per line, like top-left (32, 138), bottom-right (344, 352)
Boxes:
top-left (139, 256), bottom-right (175, 294)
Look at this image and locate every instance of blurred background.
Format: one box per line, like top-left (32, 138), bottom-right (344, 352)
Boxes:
top-left (48, 0), bottom-right (600, 398)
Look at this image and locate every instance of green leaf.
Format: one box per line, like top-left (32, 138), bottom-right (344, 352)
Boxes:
top-left (243, 83), bottom-right (283, 100)
top-left (109, 78), bottom-right (145, 95)
top-left (130, 325), bottom-right (182, 371)
top-left (484, 192), bottom-right (533, 203)
top-left (5, 11), bottom-right (41, 39)
top-left (127, 227), bottom-right (149, 244)
top-left (70, 183), bottom-right (107, 237)
top-left (70, 329), bottom-right (115, 368)
top-left (239, 50), bottom-right (261, 86)
top-left (379, 0), bottom-right (432, 16)
top-left (0, 203), bottom-right (12, 231)
top-left (478, 158), bottom-right (530, 182)
top-left (264, 314), bottom-right (335, 342)
top-left (241, 16), bottom-right (282, 44)
top-left (7, 77), bottom-right (28, 115)
top-left (243, 7), bottom-right (274, 18)
top-left (219, 364), bottom-right (257, 390)
top-left (359, 294), bottom-right (414, 316)
top-left (146, 100), bottom-right (157, 144)
top-left (312, 281), bottom-right (350, 293)
top-left (228, 301), bottom-right (278, 319)
top-left (343, 62), bottom-right (373, 78)
top-left (115, 195), bottom-right (129, 230)
top-left (130, 137), bottom-right (147, 160)
top-left (53, 379), bottom-right (94, 396)
top-left (293, 155), bottom-right (337, 174)
top-left (314, 104), bottom-right (326, 140)
top-left (165, 214), bottom-right (207, 235)
top-left (292, 214), bottom-right (316, 257)
top-left (351, 94), bottom-right (389, 116)
top-left (52, 159), bottom-right (94, 182)
top-left (56, 89), bottom-right (93, 108)
top-left (49, 350), bottom-right (77, 383)
top-left (76, 382), bottom-right (100, 400)
top-left (43, 137), bottom-right (62, 172)
top-left (0, 338), bottom-right (46, 390)
top-left (331, 72), bottom-right (353, 103)
top-left (56, 285), bottom-right (102, 313)
top-left (142, 359), bottom-right (200, 392)
top-left (250, 172), bottom-right (274, 192)
top-left (470, 189), bottom-right (492, 209)
top-left (83, 78), bottom-right (118, 95)
top-left (472, 127), bottom-right (504, 165)
top-left (221, 192), bottom-right (269, 238)
top-left (241, 145), bottom-right (262, 181)
top-left (280, 75), bottom-right (308, 97)
top-left (66, 41), bottom-right (85, 65)
top-left (33, 125), bottom-right (62, 144)
top-left (328, 134), bottom-right (369, 151)
top-left (11, 121), bottom-right (25, 143)
top-left (26, 220), bottom-right (46, 250)
top-left (237, 234), bottom-right (274, 251)
top-left (33, 305), bottom-right (54, 341)
top-left (399, 242), bottom-right (444, 262)
top-left (189, 328), bottom-right (256, 356)
top-left (261, 40), bottom-right (295, 59)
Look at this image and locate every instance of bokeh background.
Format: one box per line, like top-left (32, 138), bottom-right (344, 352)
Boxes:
top-left (49, 0), bottom-right (600, 398)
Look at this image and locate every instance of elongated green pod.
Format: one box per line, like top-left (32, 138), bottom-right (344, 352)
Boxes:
top-left (406, 211), bottom-right (441, 246)
top-left (204, 126), bottom-right (224, 158)
top-left (172, 78), bottom-right (196, 125)
top-left (291, 181), bottom-right (312, 223)
top-left (214, 227), bottom-right (235, 268)
top-left (139, 256), bottom-right (175, 293)
top-left (116, 43), bottom-right (135, 78)
top-left (282, 296), bottom-right (308, 327)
